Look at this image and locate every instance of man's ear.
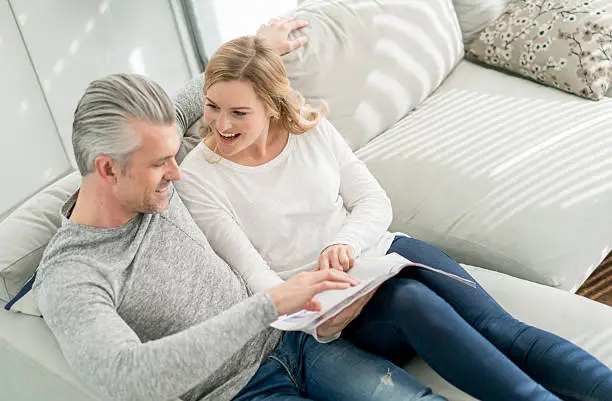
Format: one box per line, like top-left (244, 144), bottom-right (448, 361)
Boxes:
top-left (94, 155), bottom-right (119, 184)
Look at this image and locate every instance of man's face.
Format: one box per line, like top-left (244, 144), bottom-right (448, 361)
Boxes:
top-left (114, 120), bottom-right (181, 215)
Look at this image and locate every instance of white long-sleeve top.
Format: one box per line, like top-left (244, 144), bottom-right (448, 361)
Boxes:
top-left (176, 117), bottom-right (396, 294)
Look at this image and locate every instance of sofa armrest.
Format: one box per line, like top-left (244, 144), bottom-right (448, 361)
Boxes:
top-left (0, 309), bottom-right (101, 401)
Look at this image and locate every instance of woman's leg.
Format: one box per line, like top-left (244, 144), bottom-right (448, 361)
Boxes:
top-left (343, 277), bottom-right (561, 401)
top-left (387, 235), bottom-right (612, 401)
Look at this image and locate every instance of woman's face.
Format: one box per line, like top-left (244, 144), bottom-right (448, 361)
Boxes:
top-left (204, 80), bottom-right (271, 159)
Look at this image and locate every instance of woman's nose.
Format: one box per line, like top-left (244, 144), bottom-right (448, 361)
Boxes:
top-left (216, 113), bottom-right (231, 132)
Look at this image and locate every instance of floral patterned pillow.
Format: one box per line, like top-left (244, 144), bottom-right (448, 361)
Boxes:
top-left (467, 0), bottom-right (612, 100)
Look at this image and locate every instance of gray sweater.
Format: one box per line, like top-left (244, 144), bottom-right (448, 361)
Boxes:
top-left (33, 186), bottom-right (282, 401)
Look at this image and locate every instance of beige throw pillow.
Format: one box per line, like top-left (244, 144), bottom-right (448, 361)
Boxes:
top-left (467, 0), bottom-right (612, 100)
top-left (0, 172), bottom-right (80, 302)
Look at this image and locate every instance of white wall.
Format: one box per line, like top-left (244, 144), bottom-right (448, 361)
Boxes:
top-left (11, 0), bottom-right (194, 166)
top-left (1, 0), bottom-right (195, 216)
top-left (0, 1), bottom-right (71, 215)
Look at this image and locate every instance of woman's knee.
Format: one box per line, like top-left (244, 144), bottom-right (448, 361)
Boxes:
top-left (376, 278), bottom-right (450, 320)
top-left (389, 237), bottom-right (457, 267)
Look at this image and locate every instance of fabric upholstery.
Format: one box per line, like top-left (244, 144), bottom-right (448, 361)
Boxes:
top-left (452, 0), bottom-right (510, 44)
top-left (358, 85), bottom-right (612, 292)
top-left (283, 0), bottom-right (464, 150)
top-left (0, 172), bottom-right (80, 302)
top-left (467, 0), bottom-right (612, 99)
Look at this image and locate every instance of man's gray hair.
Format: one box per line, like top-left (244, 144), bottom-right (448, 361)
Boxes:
top-left (72, 73), bottom-right (176, 175)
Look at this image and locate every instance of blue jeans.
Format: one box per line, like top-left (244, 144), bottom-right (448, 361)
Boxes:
top-left (233, 331), bottom-right (447, 400)
top-left (342, 236), bottom-right (612, 401)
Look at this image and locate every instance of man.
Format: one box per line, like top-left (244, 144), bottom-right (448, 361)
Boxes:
top-left (33, 20), bottom-right (445, 401)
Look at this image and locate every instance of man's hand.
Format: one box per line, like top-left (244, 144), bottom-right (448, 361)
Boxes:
top-left (318, 244), bottom-right (355, 272)
top-left (316, 290), bottom-right (377, 338)
top-left (256, 16), bottom-right (309, 56)
top-left (267, 269), bottom-right (360, 316)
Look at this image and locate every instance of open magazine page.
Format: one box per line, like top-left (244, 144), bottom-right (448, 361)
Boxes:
top-left (270, 253), bottom-right (476, 332)
top-left (270, 255), bottom-right (403, 331)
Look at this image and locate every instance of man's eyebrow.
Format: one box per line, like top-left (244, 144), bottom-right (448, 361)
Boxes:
top-left (153, 155), bottom-right (172, 164)
top-left (205, 97), bottom-right (251, 111)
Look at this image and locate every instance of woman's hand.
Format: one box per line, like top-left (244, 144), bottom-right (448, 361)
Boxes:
top-left (266, 269), bottom-right (360, 316)
top-left (316, 289), bottom-right (376, 338)
top-left (256, 16), bottom-right (309, 56)
top-left (318, 244), bottom-right (355, 272)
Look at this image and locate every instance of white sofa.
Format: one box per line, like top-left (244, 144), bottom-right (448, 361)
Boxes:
top-left (1, 0), bottom-right (612, 400)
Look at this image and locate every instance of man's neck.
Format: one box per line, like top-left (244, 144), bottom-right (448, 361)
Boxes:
top-left (70, 177), bottom-right (137, 228)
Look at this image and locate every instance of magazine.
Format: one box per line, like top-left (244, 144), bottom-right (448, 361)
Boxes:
top-left (270, 252), bottom-right (477, 332)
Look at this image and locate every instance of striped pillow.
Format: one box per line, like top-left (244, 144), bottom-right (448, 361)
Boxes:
top-left (283, 0), bottom-right (464, 150)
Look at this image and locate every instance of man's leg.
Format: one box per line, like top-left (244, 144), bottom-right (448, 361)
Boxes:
top-left (233, 334), bottom-right (310, 400)
top-left (296, 332), bottom-right (446, 401)
top-left (385, 235), bottom-right (612, 401)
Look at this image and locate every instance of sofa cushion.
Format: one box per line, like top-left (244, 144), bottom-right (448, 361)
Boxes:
top-left (438, 58), bottom-right (600, 101)
top-left (467, 0), bottom-right (612, 100)
top-left (283, 0), bottom-right (464, 150)
top-left (0, 308), bottom-right (103, 401)
top-left (0, 172), bottom-right (80, 303)
top-left (452, 0), bottom-right (509, 44)
top-left (358, 85), bottom-right (612, 292)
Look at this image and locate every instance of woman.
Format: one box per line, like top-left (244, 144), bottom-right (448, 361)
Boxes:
top-left (175, 36), bottom-right (612, 401)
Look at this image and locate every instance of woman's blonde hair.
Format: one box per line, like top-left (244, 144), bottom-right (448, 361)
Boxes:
top-left (201, 35), bottom-right (326, 140)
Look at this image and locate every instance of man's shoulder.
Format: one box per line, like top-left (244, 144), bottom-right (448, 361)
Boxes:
top-left (33, 226), bottom-right (109, 307)
top-left (37, 221), bottom-right (106, 279)
top-left (37, 204), bottom-right (145, 279)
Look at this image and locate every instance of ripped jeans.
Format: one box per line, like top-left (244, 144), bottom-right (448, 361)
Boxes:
top-left (233, 331), bottom-right (445, 401)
